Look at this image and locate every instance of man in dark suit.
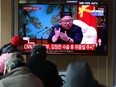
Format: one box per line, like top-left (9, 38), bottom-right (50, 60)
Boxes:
top-left (48, 12), bottom-right (83, 44)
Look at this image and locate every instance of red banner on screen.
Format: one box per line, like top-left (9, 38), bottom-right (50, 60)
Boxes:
top-left (24, 43), bottom-right (96, 51)
top-left (77, 5), bottom-right (97, 29)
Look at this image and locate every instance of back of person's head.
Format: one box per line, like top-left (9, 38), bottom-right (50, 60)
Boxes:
top-left (63, 62), bottom-right (105, 87)
top-left (10, 36), bottom-right (28, 46)
top-left (30, 44), bottom-right (47, 60)
top-left (4, 52), bottom-right (25, 74)
top-left (60, 12), bottom-right (72, 18)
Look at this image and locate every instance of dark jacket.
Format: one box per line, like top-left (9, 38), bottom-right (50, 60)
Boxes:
top-left (26, 57), bottom-right (63, 87)
top-left (48, 24), bottom-right (83, 44)
top-left (63, 62), bottom-right (106, 87)
top-left (0, 43), bottom-right (19, 56)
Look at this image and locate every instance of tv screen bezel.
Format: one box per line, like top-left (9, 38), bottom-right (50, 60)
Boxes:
top-left (18, 1), bottom-right (109, 55)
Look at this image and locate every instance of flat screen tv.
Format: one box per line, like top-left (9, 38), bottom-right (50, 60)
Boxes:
top-left (18, 1), bottom-right (108, 55)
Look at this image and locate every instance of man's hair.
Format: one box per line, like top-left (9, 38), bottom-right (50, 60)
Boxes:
top-left (60, 12), bottom-right (72, 18)
top-left (31, 44), bottom-right (47, 59)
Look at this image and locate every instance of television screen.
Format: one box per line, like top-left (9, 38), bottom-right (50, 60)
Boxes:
top-left (18, 1), bottom-right (108, 55)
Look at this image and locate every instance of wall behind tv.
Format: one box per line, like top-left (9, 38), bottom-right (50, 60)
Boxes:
top-left (0, 0), bottom-right (116, 87)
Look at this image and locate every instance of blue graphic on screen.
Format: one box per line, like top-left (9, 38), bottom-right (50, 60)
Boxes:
top-left (30, 5), bottom-right (58, 39)
top-left (19, 5), bottom-right (60, 39)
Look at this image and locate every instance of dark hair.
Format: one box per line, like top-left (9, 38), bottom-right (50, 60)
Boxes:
top-left (60, 12), bottom-right (72, 18)
top-left (0, 43), bottom-right (19, 55)
top-left (31, 44), bottom-right (47, 59)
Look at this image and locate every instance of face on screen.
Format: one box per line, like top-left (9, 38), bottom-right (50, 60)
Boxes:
top-left (60, 16), bottom-right (73, 30)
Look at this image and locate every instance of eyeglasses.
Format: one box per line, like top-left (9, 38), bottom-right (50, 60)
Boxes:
top-left (61, 19), bottom-right (73, 23)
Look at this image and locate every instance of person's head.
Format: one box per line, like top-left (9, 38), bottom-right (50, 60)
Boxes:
top-left (64, 62), bottom-right (98, 87)
top-left (60, 12), bottom-right (73, 30)
top-left (4, 52), bottom-right (25, 74)
top-left (10, 36), bottom-right (28, 50)
top-left (30, 44), bottom-right (47, 60)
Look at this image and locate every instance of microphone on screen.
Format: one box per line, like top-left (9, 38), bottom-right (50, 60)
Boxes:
top-left (35, 27), bottom-right (48, 44)
top-left (40, 28), bottom-right (52, 44)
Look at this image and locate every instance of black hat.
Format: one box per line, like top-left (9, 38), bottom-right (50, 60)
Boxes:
top-left (31, 44), bottom-right (47, 59)
top-left (64, 62), bottom-right (98, 87)
top-left (60, 12), bottom-right (72, 18)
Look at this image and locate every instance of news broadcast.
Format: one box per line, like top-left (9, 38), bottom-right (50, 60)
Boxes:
top-left (18, 1), bottom-right (108, 55)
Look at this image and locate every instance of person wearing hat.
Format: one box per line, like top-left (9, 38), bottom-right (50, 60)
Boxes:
top-left (0, 52), bottom-right (44, 87)
top-left (26, 44), bottom-right (63, 87)
top-left (0, 36), bottom-right (27, 55)
top-left (63, 62), bottom-right (106, 87)
top-left (48, 12), bottom-right (83, 44)
top-left (0, 36), bottom-right (27, 76)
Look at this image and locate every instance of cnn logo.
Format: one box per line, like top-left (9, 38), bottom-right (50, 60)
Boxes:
top-left (24, 42), bottom-right (35, 50)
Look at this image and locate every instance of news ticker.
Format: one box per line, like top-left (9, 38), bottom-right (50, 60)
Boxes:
top-left (23, 42), bottom-right (96, 51)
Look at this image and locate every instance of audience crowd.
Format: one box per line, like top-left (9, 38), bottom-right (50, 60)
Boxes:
top-left (0, 36), bottom-right (106, 87)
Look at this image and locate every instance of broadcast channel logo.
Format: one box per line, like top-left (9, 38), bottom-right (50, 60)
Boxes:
top-left (91, 10), bottom-right (104, 16)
